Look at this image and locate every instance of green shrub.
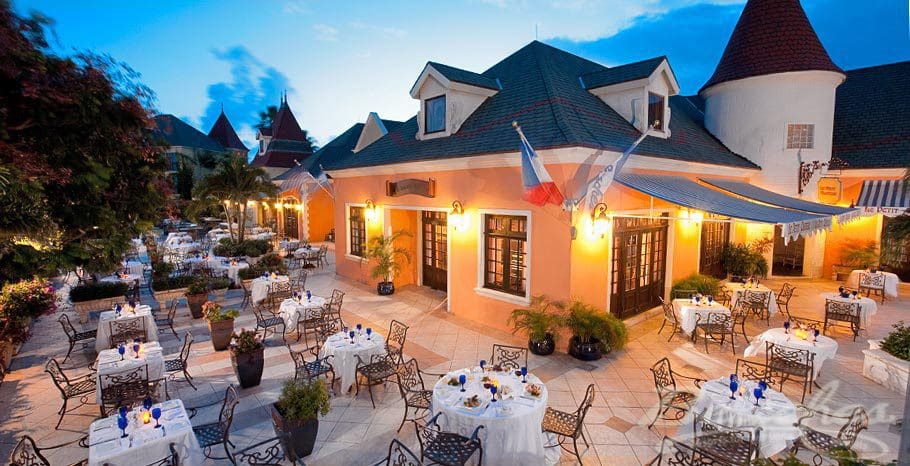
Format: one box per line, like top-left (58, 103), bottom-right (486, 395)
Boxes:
top-left (508, 295), bottom-right (563, 342)
top-left (209, 276), bottom-right (231, 290)
top-left (671, 274), bottom-right (721, 297)
top-left (202, 301), bottom-right (239, 322)
top-left (275, 378), bottom-right (331, 421)
top-left (0, 278), bottom-right (57, 318)
top-left (563, 300), bottom-right (628, 352)
top-left (256, 253), bottom-right (287, 274)
top-left (880, 322), bottom-right (910, 361)
top-left (238, 266), bottom-right (262, 281)
top-left (69, 282), bottom-right (128, 302)
top-left (213, 239), bottom-right (271, 258)
top-left (151, 275), bottom-right (194, 292)
top-left (722, 241), bottom-right (769, 278)
top-left (230, 328), bottom-right (262, 354)
top-left (151, 261), bottom-right (173, 278)
top-left (243, 239), bottom-right (271, 257)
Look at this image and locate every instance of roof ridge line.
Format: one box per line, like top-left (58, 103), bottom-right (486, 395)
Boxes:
top-left (531, 45), bottom-right (575, 146)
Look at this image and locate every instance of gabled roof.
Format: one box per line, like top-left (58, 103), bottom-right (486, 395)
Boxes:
top-left (701, 0), bottom-right (843, 93)
top-left (580, 56), bottom-right (667, 89)
top-left (425, 61), bottom-right (501, 91)
top-left (270, 100), bottom-right (306, 141)
top-left (832, 61), bottom-right (910, 169)
top-left (207, 110), bottom-right (247, 152)
top-left (274, 121), bottom-right (373, 183)
top-left (153, 114), bottom-right (225, 152)
top-left (322, 41), bottom-right (757, 172)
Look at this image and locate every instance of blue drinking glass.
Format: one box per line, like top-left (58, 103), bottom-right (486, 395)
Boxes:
top-left (480, 360), bottom-right (486, 371)
top-left (306, 290), bottom-right (312, 300)
top-left (118, 406), bottom-right (128, 418)
top-left (753, 387), bottom-right (763, 406)
top-left (152, 407), bottom-right (162, 428)
top-left (133, 342), bottom-right (140, 358)
top-left (356, 323), bottom-right (363, 335)
top-left (729, 373), bottom-right (738, 383)
top-left (459, 374), bottom-right (467, 392)
top-left (758, 380), bottom-right (768, 392)
top-left (366, 328), bottom-right (372, 340)
top-left (349, 330), bottom-right (355, 344)
top-left (729, 380), bottom-right (738, 400)
top-left (118, 344), bottom-right (125, 361)
top-left (521, 366), bottom-right (528, 383)
top-left (117, 416), bottom-right (128, 438)
top-left (814, 329), bottom-right (821, 339)
top-left (783, 321), bottom-right (791, 333)
top-left (490, 385), bottom-right (497, 402)
top-left (143, 396), bottom-right (152, 411)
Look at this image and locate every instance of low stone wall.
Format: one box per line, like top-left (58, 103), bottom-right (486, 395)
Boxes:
top-left (862, 339), bottom-right (909, 395)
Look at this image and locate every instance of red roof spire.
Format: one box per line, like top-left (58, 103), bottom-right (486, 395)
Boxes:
top-left (271, 96), bottom-right (305, 141)
top-left (207, 108), bottom-right (247, 152)
top-left (700, 0), bottom-right (843, 93)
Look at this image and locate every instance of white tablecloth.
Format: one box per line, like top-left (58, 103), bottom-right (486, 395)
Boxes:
top-left (820, 292), bottom-right (878, 328)
top-left (96, 306), bottom-right (158, 351)
top-left (847, 270), bottom-right (900, 298)
top-left (278, 297), bottom-right (327, 328)
top-left (320, 331), bottom-right (386, 394)
top-left (433, 368), bottom-right (553, 465)
top-left (164, 242), bottom-right (201, 254)
top-left (88, 399), bottom-right (203, 466)
top-left (279, 240), bottom-right (300, 251)
top-left (210, 258), bottom-right (249, 284)
top-left (744, 328), bottom-right (838, 378)
top-left (672, 299), bottom-right (730, 334)
top-left (678, 379), bottom-right (799, 458)
top-left (251, 275), bottom-right (290, 303)
top-left (726, 283), bottom-right (778, 315)
top-left (122, 261), bottom-right (144, 277)
top-left (94, 341), bottom-right (165, 404)
top-left (100, 273), bottom-right (142, 285)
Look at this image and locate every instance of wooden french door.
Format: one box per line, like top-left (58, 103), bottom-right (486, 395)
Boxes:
top-left (610, 216), bottom-right (668, 319)
top-left (422, 211), bottom-right (447, 292)
top-left (700, 217), bottom-right (729, 279)
top-left (284, 206), bottom-right (299, 239)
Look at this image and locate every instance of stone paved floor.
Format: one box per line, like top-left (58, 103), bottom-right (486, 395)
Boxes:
top-left (0, 251), bottom-right (906, 465)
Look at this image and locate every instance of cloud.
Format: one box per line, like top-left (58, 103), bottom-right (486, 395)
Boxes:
top-left (313, 23), bottom-right (339, 42)
top-left (348, 21), bottom-right (407, 38)
top-left (198, 46), bottom-right (292, 157)
top-left (282, 1), bottom-right (310, 15)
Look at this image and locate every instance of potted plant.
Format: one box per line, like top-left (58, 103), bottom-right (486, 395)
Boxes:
top-left (834, 240), bottom-right (879, 281)
top-left (203, 301), bottom-right (239, 351)
top-left (362, 230), bottom-right (411, 295)
top-left (563, 300), bottom-right (628, 361)
top-left (69, 282), bottom-right (129, 323)
top-left (508, 295), bottom-right (562, 356)
top-left (230, 329), bottom-right (264, 388)
top-left (271, 378), bottom-right (331, 460)
top-left (209, 276), bottom-right (231, 299)
top-left (185, 277), bottom-right (209, 319)
top-left (722, 238), bottom-right (770, 280)
top-left (863, 322), bottom-right (910, 395)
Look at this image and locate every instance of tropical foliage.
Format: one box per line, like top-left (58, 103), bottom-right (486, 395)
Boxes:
top-left (722, 238), bottom-right (771, 278)
top-left (671, 274), bottom-right (721, 297)
top-left (562, 300), bottom-right (628, 352)
top-left (363, 230), bottom-right (411, 282)
top-left (508, 295), bottom-right (563, 342)
top-left (191, 158), bottom-right (278, 242)
top-left (202, 301), bottom-right (239, 323)
top-left (212, 238), bottom-right (271, 258)
top-left (838, 240), bottom-right (879, 268)
top-left (275, 378), bottom-right (331, 421)
top-left (0, 278), bottom-right (56, 319)
top-left (880, 322), bottom-right (910, 361)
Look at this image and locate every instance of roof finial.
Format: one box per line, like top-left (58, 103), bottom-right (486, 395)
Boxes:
top-left (220, 102), bottom-right (224, 113)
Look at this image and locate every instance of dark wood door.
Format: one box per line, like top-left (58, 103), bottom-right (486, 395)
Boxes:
top-left (284, 206), bottom-right (299, 239)
top-left (610, 216), bottom-right (668, 319)
top-left (422, 211), bottom-right (447, 292)
top-left (700, 218), bottom-right (730, 279)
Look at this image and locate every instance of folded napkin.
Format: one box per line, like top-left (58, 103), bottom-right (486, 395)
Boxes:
top-left (91, 437), bottom-right (126, 456)
top-left (90, 426), bottom-right (121, 445)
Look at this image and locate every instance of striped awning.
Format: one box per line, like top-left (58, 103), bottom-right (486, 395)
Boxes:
top-left (700, 178), bottom-right (861, 224)
top-left (856, 179), bottom-right (909, 217)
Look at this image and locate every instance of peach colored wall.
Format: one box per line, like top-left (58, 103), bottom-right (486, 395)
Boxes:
top-left (388, 209), bottom-right (419, 287)
top-left (820, 178), bottom-right (885, 277)
top-left (307, 189), bottom-right (335, 242)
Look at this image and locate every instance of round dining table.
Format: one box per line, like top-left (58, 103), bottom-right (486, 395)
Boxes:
top-left (725, 283), bottom-right (778, 315)
top-left (319, 330), bottom-right (386, 394)
top-left (250, 275), bottom-right (289, 303)
top-left (278, 296), bottom-right (327, 329)
top-left (820, 292), bottom-right (878, 328)
top-left (846, 270), bottom-right (900, 298)
top-left (678, 378), bottom-right (800, 458)
top-left (743, 327), bottom-right (838, 378)
top-left (672, 299), bottom-right (730, 335)
top-left (432, 367), bottom-right (556, 465)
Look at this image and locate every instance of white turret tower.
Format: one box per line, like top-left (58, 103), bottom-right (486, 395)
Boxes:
top-left (700, 0), bottom-right (845, 200)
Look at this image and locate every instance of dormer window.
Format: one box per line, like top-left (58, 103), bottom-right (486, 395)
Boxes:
top-left (425, 95), bottom-right (446, 134)
top-left (648, 93), bottom-right (665, 131)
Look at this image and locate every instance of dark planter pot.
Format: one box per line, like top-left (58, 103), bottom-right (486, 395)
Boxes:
top-left (208, 319), bottom-right (234, 351)
top-left (568, 335), bottom-right (603, 361)
top-left (528, 333), bottom-right (555, 356)
top-left (186, 292), bottom-right (207, 319)
top-left (377, 281), bottom-right (395, 296)
top-left (270, 404), bottom-right (318, 460)
top-left (231, 346), bottom-right (264, 388)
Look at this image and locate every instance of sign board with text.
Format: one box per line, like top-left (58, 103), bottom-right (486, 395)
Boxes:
top-left (386, 178), bottom-right (436, 198)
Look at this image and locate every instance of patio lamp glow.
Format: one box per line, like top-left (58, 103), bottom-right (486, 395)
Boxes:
top-left (449, 200), bottom-right (467, 230)
top-left (365, 200), bottom-right (379, 222)
top-left (591, 202), bottom-right (611, 238)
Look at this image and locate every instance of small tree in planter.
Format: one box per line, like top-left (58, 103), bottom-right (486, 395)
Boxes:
top-left (230, 329), bottom-right (264, 388)
top-left (362, 230), bottom-right (411, 295)
top-left (508, 295), bottom-right (563, 356)
top-left (563, 300), bottom-right (628, 361)
top-left (271, 378), bottom-right (331, 460)
top-left (203, 301), bottom-right (239, 351)
top-left (833, 240), bottom-right (879, 281)
top-left (185, 277), bottom-right (209, 319)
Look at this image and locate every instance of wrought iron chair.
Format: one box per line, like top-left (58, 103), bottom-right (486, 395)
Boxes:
top-left (239, 279), bottom-right (254, 310)
top-left (793, 405), bottom-right (869, 464)
top-left (823, 299), bottom-right (862, 341)
top-left (395, 358), bottom-right (433, 432)
top-left (355, 352), bottom-right (400, 408)
top-left (165, 332), bottom-right (196, 390)
top-left (716, 288), bottom-right (733, 307)
top-left (9, 434), bottom-right (89, 466)
top-left (294, 299), bottom-right (322, 346)
top-left (323, 290), bottom-right (345, 327)
top-left (372, 439), bottom-right (422, 466)
top-left (693, 312), bottom-right (737, 353)
top-left (858, 272), bottom-right (886, 303)
top-left (45, 358), bottom-right (95, 429)
top-left (154, 299), bottom-right (179, 339)
top-left (735, 359), bottom-right (775, 385)
top-left (414, 413), bottom-right (484, 466)
top-left (766, 342), bottom-right (815, 402)
top-left (290, 268), bottom-right (308, 293)
top-left (99, 365), bottom-right (164, 416)
top-left (387, 319), bottom-right (409, 364)
top-left (489, 344), bottom-right (528, 371)
top-left (742, 289), bottom-right (772, 325)
top-left (58, 314), bottom-right (97, 363)
top-left (692, 412), bottom-right (760, 465)
top-left (646, 436), bottom-right (700, 466)
top-left (193, 385), bottom-right (239, 463)
top-left (268, 281), bottom-right (293, 310)
top-left (253, 304), bottom-right (286, 343)
top-left (232, 434), bottom-right (296, 465)
top-left (313, 317), bottom-right (342, 350)
top-left (656, 297), bottom-right (681, 342)
top-left (125, 280), bottom-right (142, 303)
top-left (542, 383), bottom-right (596, 463)
top-left (109, 317), bottom-right (147, 348)
top-left (288, 344), bottom-right (335, 388)
top-left (317, 245), bottom-right (329, 268)
top-left (776, 283), bottom-right (796, 319)
top-left (648, 357), bottom-right (704, 429)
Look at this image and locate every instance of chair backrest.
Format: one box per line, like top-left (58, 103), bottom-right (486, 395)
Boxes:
top-left (860, 272), bottom-right (885, 288)
top-left (388, 319), bottom-right (409, 357)
top-left (743, 290), bottom-right (770, 307)
top-left (490, 344), bottom-right (528, 371)
top-left (697, 312), bottom-right (732, 330)
top-left (233, 435), bottom-right (292, 465)
top-left (252, 305), bottom-right (272, 323)
top-left (166, 299), bottom-right (179, 321)
top-left (838, 406), bottom-right (869, 448)
top-left (766, 342), bottom-right (814, 376)
top-left (331, 289), bottom-right (345, 305)
top-left (396, 358), bottom-right (425, 396)
top-left (661, 301), bottom-right (677, 323)
top-left (650, 436), bottom-right (700, 465)
top-left (111, 316), bottom-right (146, 336)
top-left (218, 385), bottom-right (240, 437)
top-left (100, 365), bottom-right (151, 412)
top-left (825, 299), bottom-right (860, 322)
top-left (416, 412), bottom-right (483, 461)
top-left (179, 332), bottom-right (193, 363)
top-left (9, 435), bottom-right (50, 466)
top-left (58, 314), bottom-right (76, 340)
top-left (315, 318), bottom-right (341, 343)
top-left (44, 358), bottom-right (69, 389)
top-left (650, 358), bottom-right (678, 395)
top-left (735, 359), bottom-right (774, 385)
top-left (693, 413), bottom-right (759, 465)
top-left (573, 384), bottom-right (596, 430)
top-left (777, 283), bottom-right (795, 302)
top-left (377, 439), bottom-right (421, 466)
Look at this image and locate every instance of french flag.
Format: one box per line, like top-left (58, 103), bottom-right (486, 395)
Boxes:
top-left (518, 127), bottom-right (564, 206)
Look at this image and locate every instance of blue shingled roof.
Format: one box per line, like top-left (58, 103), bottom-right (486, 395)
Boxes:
top-left (580, 56), bottom-right (667, 89)
top-left (426, 62), bottom-right (500, 90)
top-left (323, 41), bottom-right (757, 172)
top-left (153, 114), bottom-right (225, 152)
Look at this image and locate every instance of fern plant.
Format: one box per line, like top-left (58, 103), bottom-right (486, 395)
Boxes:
top-left (508, 295), bottom-right (563, 342)
top-left (363, 230), bottom-right (412, 282)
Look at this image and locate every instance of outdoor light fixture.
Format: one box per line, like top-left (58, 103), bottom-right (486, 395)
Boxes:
top-left (591, 202), bottom-right (611, 238)
top-left (449, 200), bottom-right (467, 230)
top-left (365, 199), bottom-right (378, 222)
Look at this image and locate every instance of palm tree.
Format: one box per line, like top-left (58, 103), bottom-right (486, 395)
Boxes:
top-left (192, 158), bottom-right (278, 242)
top-left (363, 230), bottom-right (412, 283)
top-left (881, 169), bottom-right (910, 266)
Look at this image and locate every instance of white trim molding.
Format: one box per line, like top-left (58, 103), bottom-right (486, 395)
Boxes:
top-left (475, 208), bottom-right (532, 306)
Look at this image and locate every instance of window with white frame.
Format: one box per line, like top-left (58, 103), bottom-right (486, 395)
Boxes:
top-left (424, 95), bottom-right (446, 134)
top-left (787, 124), bottom-right (814, 149)
top-left (483, 214), bottom-right (527, 296)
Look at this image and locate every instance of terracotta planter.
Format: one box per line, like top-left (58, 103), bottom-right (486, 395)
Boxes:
top-left (377, 281), bottom-right (395, 295)
top-left (270, 404), bottom-right (317, 460)
top-left (568, 336), bottom-right (603, 361)
top-left (833, 265), bottom-right (853, 282)
top-left (231, 347), bottom-right (264, 388)
top-left (186, 293), bottom-right (207, 319)
top-left (152, 288), bottom-right (187, 307)
top-left (528, 334), bottom-right (555, 356)
top-left (0, 340), bottom-right (14, 371)
top-left (208, 319), bottom-right (235, 351)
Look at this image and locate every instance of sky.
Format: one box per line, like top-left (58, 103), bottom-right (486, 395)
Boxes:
top-left (13, 0), bottom-right (910, 156)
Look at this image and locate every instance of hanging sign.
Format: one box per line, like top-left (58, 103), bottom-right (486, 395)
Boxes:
top-left (817, 177), bottom-right (842, 204)
top-left (386, 178), bottom-right (436, 198)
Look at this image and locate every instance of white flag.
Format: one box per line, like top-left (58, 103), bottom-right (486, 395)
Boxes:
top-left (576, 125), bottom-right (655, 217)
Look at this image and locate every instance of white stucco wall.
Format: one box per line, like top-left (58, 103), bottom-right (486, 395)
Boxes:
top-left (702, 70), bottom-right (844, 200)
top-left (413, 69), bottom-right (497, 141)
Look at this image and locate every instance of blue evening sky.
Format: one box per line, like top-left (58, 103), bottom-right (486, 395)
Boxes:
top-left (13, 0), bottom-right (910, 154)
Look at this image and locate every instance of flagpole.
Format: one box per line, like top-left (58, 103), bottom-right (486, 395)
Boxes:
top-left (512, 121), bottom-right (564, 208)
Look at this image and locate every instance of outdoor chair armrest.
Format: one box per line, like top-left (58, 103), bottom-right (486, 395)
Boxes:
top-left (469, 424), bottom-right (485, 441)
top-left (671, 370), bottom-right (706, 387)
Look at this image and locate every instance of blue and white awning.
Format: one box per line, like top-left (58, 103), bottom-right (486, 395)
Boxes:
top-left (700, 178), bottom-right (861, 224)
top-left (856, 180), bottom-right (909, 217)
